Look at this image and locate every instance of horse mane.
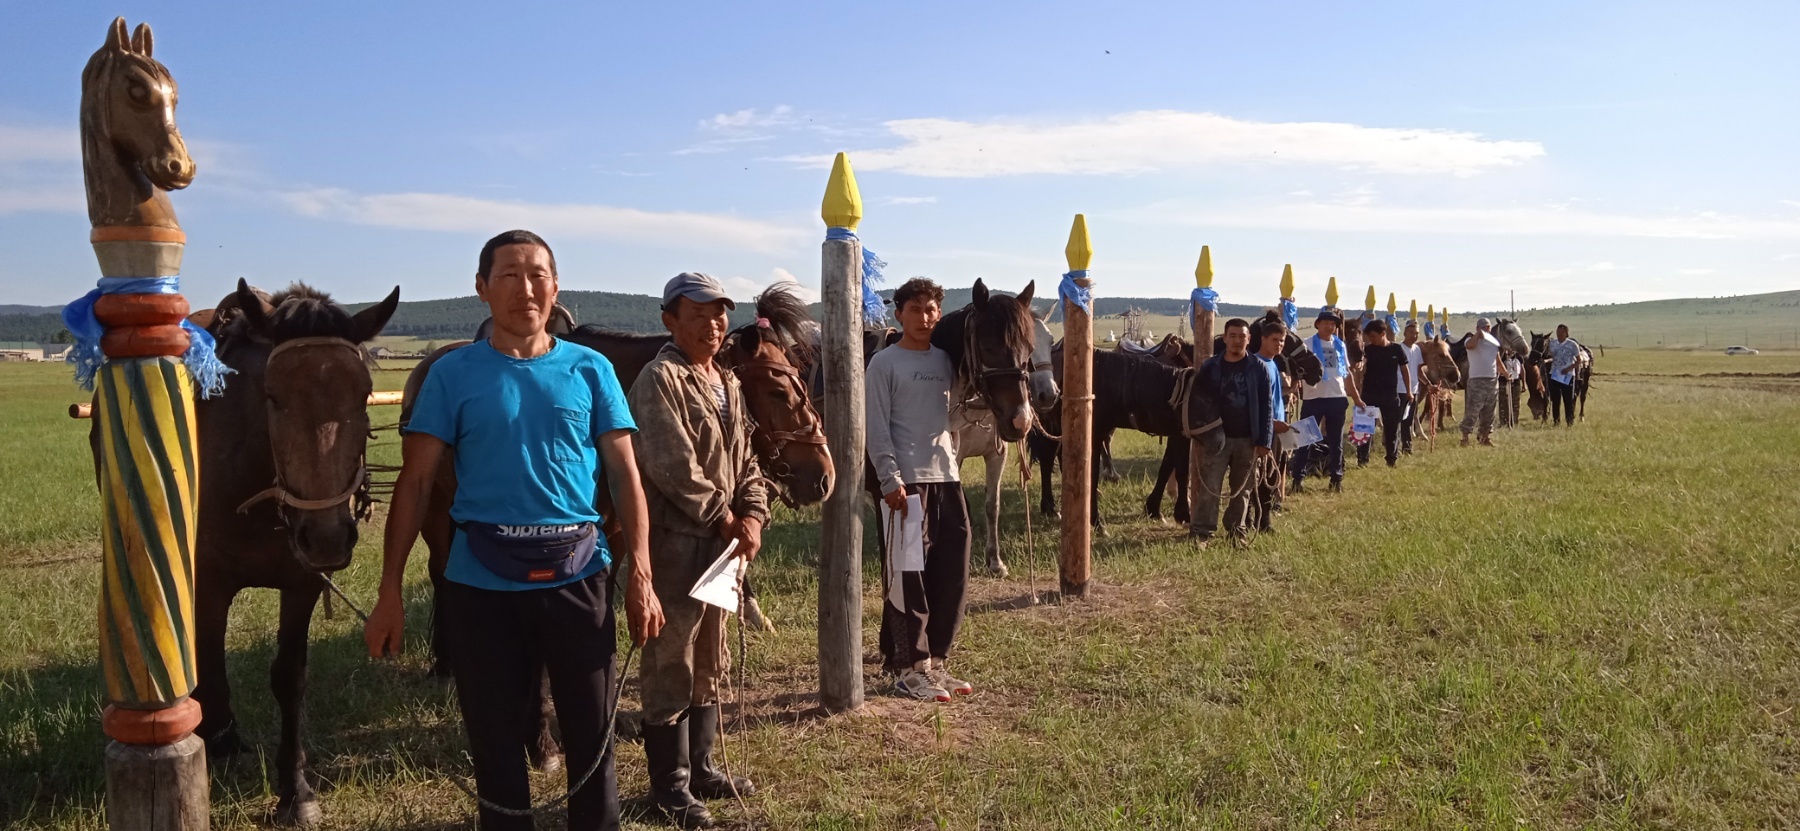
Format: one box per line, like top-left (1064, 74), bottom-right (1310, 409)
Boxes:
top-left (736, 282), bottom-right (814, 363)
top-left (978, 292), bottom-right (1035, 357)
top-left (216, 282), bottom-right (368, 346)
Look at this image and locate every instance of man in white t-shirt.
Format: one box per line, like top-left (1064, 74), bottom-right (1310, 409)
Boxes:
top-left (1288, 308), bottom-right (1363, 493)
top-left (1399, 321), bottom-right (1425, 454)
top-left (1459, 318), bottom-right (1506, 446)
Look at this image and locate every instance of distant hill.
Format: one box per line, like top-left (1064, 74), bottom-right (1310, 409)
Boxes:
top-left (5, 287), bottom-right (1795, 350)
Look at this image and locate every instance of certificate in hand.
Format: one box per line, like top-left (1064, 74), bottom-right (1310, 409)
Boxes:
top-left (687, 539), bottom-right (744, 613)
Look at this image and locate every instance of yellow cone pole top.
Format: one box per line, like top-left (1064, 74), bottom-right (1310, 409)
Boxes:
top-left (1194, 245), bottom-right (1213, 288)
top-left (1409, 299), bottom-right (1418, 320)
top-left (1427, 303), bottom-right (1434, 321)
top-left (1325, 276), bottom-right (1339, 307)
top-left (821, 152), bottom-right (862, 230)
top-left (1364, 285), bottom-right (1377, 312)
top-left (1386, 292), bottom-right (1397, 315)
top-left (1279, 264), bottom-right (1294, 298)
top-left (1065, 214), bottom-right (1092, 272)
top-left (1441, 307), bottom-right (1449, 330)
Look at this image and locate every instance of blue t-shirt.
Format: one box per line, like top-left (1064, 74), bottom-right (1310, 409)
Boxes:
top-left (404, 339), bottom-right (636, 590)
top-left (1257, 354), bottom-right (1286, 422)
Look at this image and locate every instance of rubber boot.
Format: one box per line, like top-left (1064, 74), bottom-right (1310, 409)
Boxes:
top-left (687, 705), bottom-right (756, 799)
top-left (643, 716), bottom-right (714, 829)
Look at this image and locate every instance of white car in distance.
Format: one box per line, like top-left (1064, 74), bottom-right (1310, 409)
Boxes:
top-left (1723, 345), bottom-right (1759, 355)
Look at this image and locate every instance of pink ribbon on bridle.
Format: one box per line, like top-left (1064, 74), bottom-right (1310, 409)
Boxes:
top-left (757, 317), bottom-right (771, 329)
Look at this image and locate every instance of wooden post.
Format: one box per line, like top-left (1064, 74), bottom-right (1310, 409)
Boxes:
top-left (77, 18), bottom-right (209, 831)
top-left (817, 152), bottom-right (865, 712)
top-left (1059, 215), bottom-right (1094, 598)
top-left (1186, 247), bottom-right (1215, 538)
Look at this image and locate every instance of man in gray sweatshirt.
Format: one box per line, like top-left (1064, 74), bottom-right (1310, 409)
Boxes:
top-left (865, 277), bottom-right (974, 703)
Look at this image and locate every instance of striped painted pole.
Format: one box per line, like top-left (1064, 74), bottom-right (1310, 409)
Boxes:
top-left (88, 227), bottom-right (210, 830)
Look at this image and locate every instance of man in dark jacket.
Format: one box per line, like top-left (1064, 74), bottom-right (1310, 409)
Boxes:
top-left (1193, 318), bottom-right (1274, 546)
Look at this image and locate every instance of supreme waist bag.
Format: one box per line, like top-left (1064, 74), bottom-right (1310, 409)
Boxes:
top-left (459, 521), bottom-right (599, 584)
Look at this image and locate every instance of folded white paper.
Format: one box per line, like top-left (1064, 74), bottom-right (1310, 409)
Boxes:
top-left (687, 539), bottom-right (743, 613)
top-left (881, 494), bottom-right (925, 609)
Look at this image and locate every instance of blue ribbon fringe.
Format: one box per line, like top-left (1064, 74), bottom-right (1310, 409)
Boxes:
top-left (1280, 298), bottom-right (1299, 332)
top-left (63, 276), bottom-right (233, 398)
top-left (1059, 270), bottom-right (1092, 315)
top-left (826, 226), bottom-right (888, 325)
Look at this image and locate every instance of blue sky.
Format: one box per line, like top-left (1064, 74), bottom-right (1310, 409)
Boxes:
top-left (3, 1), bottom-right (1798, 312)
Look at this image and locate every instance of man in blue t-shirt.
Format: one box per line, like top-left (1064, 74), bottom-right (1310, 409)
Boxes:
top-left (1253, 318), bottom-right (1290, 531)
top-left (366, 230), bottom-right (662, 831)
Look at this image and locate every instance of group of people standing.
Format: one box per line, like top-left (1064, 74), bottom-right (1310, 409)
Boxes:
top-left (358, 231), bottom-right (1586, 830)
top-left (1188, 308), bottom-right (1585, 545)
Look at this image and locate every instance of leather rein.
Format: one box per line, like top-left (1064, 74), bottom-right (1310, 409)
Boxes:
top-left (236, 336), bottom-right (374, 523)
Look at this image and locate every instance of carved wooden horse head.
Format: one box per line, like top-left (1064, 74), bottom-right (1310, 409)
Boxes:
top-left (81, 17), bottom-right (196, 230)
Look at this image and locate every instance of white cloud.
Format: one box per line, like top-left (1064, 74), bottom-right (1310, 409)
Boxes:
top-left (719, 267), bottom-right (820, 304)
top-left (1677, 267), bottom-right (1716, 275)
top-left (702, 106), bottom-right (795, 132)
top-left (0, 126), bottom-right (78, 163)
top-left (280, 188), bottom-right (809, 254)
top-left (1131, 199), bottom-right (1800, 240)
top-left (786, 110), bottom-right (1544, 178)
top-left (880, 196), bottom-right (937, 205)
top-left (1587, 261), bottom-right (1618, 272)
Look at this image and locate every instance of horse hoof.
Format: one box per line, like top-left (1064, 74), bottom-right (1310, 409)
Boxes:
top-left (985, 562), bottom-right (1010, 578)
top-left (531, 750), bottom-right (565, 774)
top-left (275, 796), bottom-right (322, 827)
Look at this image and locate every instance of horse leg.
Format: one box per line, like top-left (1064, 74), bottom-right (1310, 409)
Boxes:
top-left (1034, 441), bottom-right (1058, 518)
top-left (1171, 437), bottom-right (1191, 526)
top-left (271, 586), bottom-right (323, 827)
top-left (983, 444), bottom-right (1009, 576)
top-left (424, 480), bottom-right (454, 680)
top-left (1100, 436), bottom-right (1121, 483)
top-left (526, 666), bottom-right (563, 773)
top-left (1145, 444), bottom-right (1172, 521)
top-left (1089, 430), bottom-right (1105, 532)
top-left (193, 579), bottom-right (250, 757)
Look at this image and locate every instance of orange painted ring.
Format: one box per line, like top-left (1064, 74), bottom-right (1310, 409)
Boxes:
top-left (90, 225), bottom-right (186, 244)
top-left (103, 698), bottom-right (202, 745)
top-left (102, 324), bottom-right (189, 358)
top-left (94, 293), bottom-right (190, 327)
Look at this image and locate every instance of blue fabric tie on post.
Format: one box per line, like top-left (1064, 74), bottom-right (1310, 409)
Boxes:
top-left (1190, 286), bottom-right (1219, 317)
top-left (1423, 321), bottom-right (1436, 338)
top-left (1280, 298), bottom-right (1299, 332)
top-left (63, 276), bottom-right (233, 398)
top-left (1386, 314), bottom-right (1400, 336)
top-left (1059, 270), bottom-right (1091, 315)
top-left (826, 226), bottom-right (888, 325)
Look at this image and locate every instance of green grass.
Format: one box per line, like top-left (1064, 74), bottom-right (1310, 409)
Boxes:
top-left (3, 355), bottom-right (1799, 829)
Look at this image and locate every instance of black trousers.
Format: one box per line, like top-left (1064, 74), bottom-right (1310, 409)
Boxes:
top-left (1548, 379), bottom-right (1576, 424)
top-left (1353, 397), bottom-right (1406, 465)
top-left (444, 570), bottom-right (619, 831)
top-left (1290, 397), bottom-right (1347, 483)
top-left (879, 482), bottom-right (972, 673)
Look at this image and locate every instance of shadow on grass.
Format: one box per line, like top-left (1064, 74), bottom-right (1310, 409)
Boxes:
top-left (0, 590), bottom-right (487, 828)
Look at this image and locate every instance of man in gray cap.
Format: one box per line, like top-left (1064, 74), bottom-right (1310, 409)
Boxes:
top-left (1459, 318), bottom-right (1506, 446)
top-left (629, 272), bottom-right (764, 828)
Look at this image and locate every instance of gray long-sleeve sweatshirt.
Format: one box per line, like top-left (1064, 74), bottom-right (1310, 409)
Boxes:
top-left (864, 344), bottom-right (959, 495)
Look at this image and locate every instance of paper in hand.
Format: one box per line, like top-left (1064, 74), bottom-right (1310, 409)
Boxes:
top-left (881, 493), bottom-right (925, 609)
top-left (688, 539), bottom-right (744, 613)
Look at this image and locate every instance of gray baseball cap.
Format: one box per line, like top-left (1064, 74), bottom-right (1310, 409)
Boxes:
top-left (661, 272), bottom-right (736, 310)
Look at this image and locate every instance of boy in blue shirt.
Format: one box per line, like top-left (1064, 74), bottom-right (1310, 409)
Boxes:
top-left (367, 230), bottom-right (662, 831)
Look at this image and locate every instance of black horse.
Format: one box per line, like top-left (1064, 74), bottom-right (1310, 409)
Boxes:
top-left (1026, 346), bottom-right (1189, 528)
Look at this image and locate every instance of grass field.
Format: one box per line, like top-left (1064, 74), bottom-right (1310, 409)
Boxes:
top-left (3, 351), bottom-right (1799, 829)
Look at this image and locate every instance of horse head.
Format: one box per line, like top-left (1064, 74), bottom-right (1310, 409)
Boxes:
top-left (1341, 312), bottom-right (1369, 364)
top-left (80, 18), bottom-right (196, 228)
top-left (227, 279), bottom-right (399, 572)
top-left (1284, 332), bottom-right (1324, 386)
top-left (1027, 302), bottom-right (1059, 411)
top-left (1418, 336), bottom-right (1461, 388)
top-left (723, 318), bottom-right (833, 507)
top-left (1494, 318), bottom-right (1529, 357)
top-left (959, 278), bottom-right (1037, 442)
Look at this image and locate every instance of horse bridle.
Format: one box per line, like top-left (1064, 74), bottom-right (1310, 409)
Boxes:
top-left (959, 315), bottom-right (1033, 412)
top-left (236, 336), bottom-right (373, 524)
top-left (730, 357), bottom-right (829, 506)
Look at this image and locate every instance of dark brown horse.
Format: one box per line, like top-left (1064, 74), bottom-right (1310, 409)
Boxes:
top-left (163, 281), bottom-right (398, 827)
top-left (932, 279), bottom-right (1039, 443)
top-left (402, 284), bottom-right (828, 769)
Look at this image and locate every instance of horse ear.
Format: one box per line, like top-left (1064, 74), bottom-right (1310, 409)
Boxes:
top-left (972, 278), bottom-right (990, 310)
top-left (235, 278), bottom-right (273, 337)
top-left (131, 22), bottom-right (153, 56)
top-left (1016, 280), bottom-right (1035, 308)
top-left (350, 287), bottom-right (401, 343)
top-left (107, 17), bottom-right (131, 51)
top-left (738, 324), bottom-right (764, 353)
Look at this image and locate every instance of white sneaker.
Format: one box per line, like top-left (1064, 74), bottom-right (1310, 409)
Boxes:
top-left (895, 667), bottom-right (950, 702)
top-left (930, 660), bottom-right (973, 696)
